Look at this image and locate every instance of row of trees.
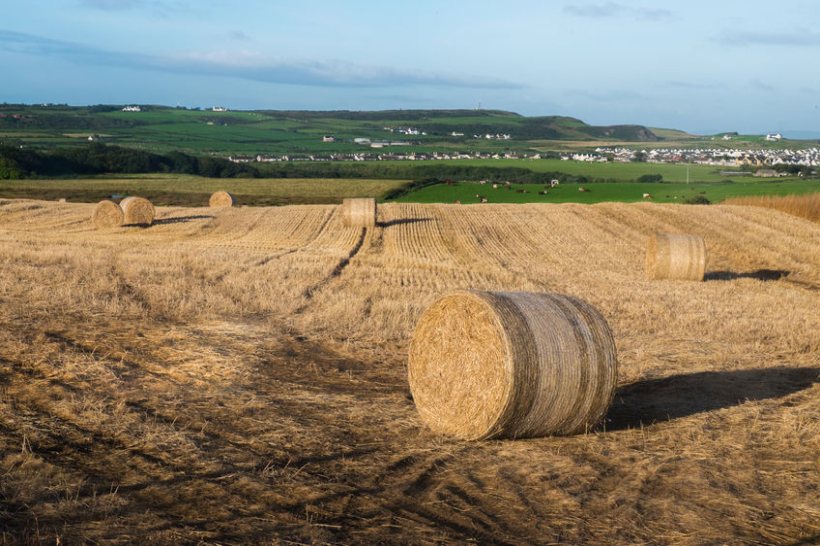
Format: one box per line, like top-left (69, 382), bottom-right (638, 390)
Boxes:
top-left (0, 144), bottom-right (260, 179)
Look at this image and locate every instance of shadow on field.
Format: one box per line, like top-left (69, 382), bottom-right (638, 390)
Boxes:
top-left (378, 218), bottom-right (432, 228)
top-left (705, 269), bottom-right (790, 281)
top-left (605, 367), bottom-right (819, 431)
top-left (153, 215), bottom-right (214, 225)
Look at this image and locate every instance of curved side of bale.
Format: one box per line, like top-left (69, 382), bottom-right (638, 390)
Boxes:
top-left (341, 198), bottom-right (376, 228)
top-left (120, 196), bottom-right (155, 226)
top-left (91, 200), bottom-right (124, 229)
top-left (408, 290), bottom-right (618, 440)
top-left (209, 191), bottom-right (235, 208)
top-left (645, 232), bottom-right (706, 281)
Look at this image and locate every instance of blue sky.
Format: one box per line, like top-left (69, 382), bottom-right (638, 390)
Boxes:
top-left (2, 0), bottom-right (820, 135)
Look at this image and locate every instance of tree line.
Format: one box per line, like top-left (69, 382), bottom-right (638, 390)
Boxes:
top-left (0, 144), bottom-right (260, 179)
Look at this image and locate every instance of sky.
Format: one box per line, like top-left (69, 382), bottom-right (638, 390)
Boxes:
top-left (2, 0), bottom-right (820, 135)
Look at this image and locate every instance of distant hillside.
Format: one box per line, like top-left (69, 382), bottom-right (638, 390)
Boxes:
top-left (257, 109), bottom-right (660, 141)
top-left (0, 104), bottom-right (663, 156)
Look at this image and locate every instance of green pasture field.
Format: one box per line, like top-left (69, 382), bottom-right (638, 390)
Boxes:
top-left (0, 175), bottom-right (409, 206)
top-left (391, 179), bottom-right (820, 204)
top-left (376, 158), bottom-right (730, 182)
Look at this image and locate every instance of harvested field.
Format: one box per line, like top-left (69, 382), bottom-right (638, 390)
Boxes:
top-left (0, 198), bottom-right (818, 545)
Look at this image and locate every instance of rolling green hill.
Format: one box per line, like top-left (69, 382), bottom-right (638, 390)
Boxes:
top-left (0, 105), bottom-right (663, 156)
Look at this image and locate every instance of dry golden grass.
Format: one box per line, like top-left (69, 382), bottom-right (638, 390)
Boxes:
top-left (0, 197), bottom-right (818, 544)
top-left (725, 192), bottom-right (820, 223)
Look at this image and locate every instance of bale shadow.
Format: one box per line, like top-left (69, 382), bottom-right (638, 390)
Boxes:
top-left (378, 218), bottom-right (432, 228)
top-left (153, 215), bottom-right (214, 225)
top-left (605, 367), bottom-right (819, 431)
top-left (705, 269), bottom-right (790, 281)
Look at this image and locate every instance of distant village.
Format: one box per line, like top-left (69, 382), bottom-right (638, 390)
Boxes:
top-left (227, 143), bottom-right (820, 172)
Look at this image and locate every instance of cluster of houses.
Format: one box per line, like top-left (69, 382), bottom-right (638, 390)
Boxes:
top-left (383, 126), bottom-right (427, 136)
top-left (228, 151), bottom-right (534, 163)
top-left (225, 146), bottom-right (819, 172)
top-left (593, 147), bottom-right (820, 168)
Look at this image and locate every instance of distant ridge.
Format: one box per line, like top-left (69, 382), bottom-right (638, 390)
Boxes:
top-left (258, 109), bottom-right (661, 141)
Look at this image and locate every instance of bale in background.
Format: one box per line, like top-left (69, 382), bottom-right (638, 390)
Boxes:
top-left (645, 232), bottom-right (706, 281)
top-left (209, 191), bottom-right (235, 208)
top-left (120, 196), bottom-right (155, 226)
top-left (408, 290), bottom-right (618, 440)
top-left (91, 200), bottom-right (124, 229)
top-left (341, 198), bottom-right (376, 228)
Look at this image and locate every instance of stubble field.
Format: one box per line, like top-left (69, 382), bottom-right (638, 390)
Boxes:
top-left (0, 198), bottom-right (818, 544)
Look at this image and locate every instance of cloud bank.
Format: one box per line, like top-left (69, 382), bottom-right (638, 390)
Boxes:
top-left (0, 30), bottom-right (520, 89)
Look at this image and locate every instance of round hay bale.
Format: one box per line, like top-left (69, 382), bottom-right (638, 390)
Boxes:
top-left (91, 200), bottom-right (124, 229)
top-left (209, 190), bottom-right (235, 208)
top-left (120, 196), bottom-right (155, 226)
top-left (341, 198), bottom-right (376, 228)
top-left (408, 290), bottom-right (618, 440)
top-left (645, 232), bottom-right (706, 281)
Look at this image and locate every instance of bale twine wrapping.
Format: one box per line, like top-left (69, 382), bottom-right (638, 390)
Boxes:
top-left (645, 232), bottom-right (706, 281)
top-left (120, 196), bottom-right (155, 226)
top-left (91, 200), bottom-right (124, 229)
top-left (341, 198), bottom-right (376, 227)
top-left (408, 290), bottom-right (618, 440)
top-left (209, 191), bottom-right (235, 208)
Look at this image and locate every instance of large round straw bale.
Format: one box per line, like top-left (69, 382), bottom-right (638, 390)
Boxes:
top-left (645, 232), bottom-right (706, 281)
top-left (209, 190), bottom-right (235, 208)
top-left (91, 200), bottom-right (124, 229)
top-left (341, 198), bottom-right (376, 227)
top-left (408, 290), bottom-right (618, 440)
top-left (120, 196), bottom-right (155, 226)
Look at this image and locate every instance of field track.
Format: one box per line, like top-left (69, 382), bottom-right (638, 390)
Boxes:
top-left (1, 199), bottom-right (818, 544)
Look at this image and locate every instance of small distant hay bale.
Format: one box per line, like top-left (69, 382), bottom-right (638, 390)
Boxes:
top-left (645, 232), bottom-right (706, 281)
top-left (209, 190), bottom-right (235, 208)
top-left (58, 198), bottom-right (67, 203)
top-left (408, 290), bottom-right (618, 440)
top-left (120, 196), bottom-right (155, 226)
top-left (341, 198), bottom-right (376, 228)
top-left (91, 200), bottom-right (124, 229)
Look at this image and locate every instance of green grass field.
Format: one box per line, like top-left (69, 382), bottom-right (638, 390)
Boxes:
top-left (0, 175), bottom-right (409, 206)
top-left (377, 158), bottom-right (731, 182)
top-left (392, 179), bottom-right (820, 204)
top-left (2, 174), bottom-right (818, 206)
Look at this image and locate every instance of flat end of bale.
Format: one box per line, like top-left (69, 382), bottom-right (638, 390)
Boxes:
top-left (209, 191), bottom-right (235, 208)
top-left (408, 291), bottom-right (512, 440)
top-left (91, 200), bottom-right (124, 229)
top-left (120, 196), bottom-right (155, 226)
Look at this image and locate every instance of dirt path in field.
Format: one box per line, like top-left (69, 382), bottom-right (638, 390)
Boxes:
top-left (1, 200), bottom-right (818, 544)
